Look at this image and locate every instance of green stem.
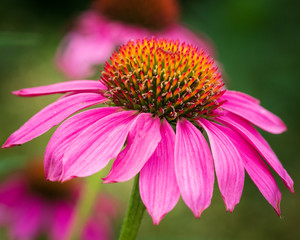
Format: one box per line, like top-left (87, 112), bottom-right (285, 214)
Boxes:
top-left (119, 174), bottom-right (146, 240)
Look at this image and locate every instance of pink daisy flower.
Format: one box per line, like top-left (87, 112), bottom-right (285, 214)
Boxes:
top-left (3, 38), bottom-right (293, 224)
top-left (0, 162), bottom-right (119, 240)
top-left (56, 0), bottom-right (214, 79)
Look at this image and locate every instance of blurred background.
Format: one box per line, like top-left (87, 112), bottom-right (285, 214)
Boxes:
top-left (0, 0), bottom-right (299, 239)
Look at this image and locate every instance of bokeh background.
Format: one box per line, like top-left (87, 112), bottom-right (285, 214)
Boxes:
top-left (0, 0), bottom-right (299, 239)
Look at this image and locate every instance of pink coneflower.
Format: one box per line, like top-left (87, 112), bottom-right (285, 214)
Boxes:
top-left (56, 0), bottom-right (214, 79)
top-left (3, 38), bottom-right (293, 224)
top-left (0, 162), bottom-right (118, 240)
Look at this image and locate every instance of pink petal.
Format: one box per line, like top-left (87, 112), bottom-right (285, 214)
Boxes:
top-left (61, 110), bottom-right (137, 182)
top-left (50, 202), bottom-right (74, 240)
top-left (12, 80), bottom-right (106, 97)
top-left (45, 107), bottom-right (120, 181)
top-left (174, 118), bottom-right (214, 217)
top-left (199, 119), bottom-right (245, 212)
top-left (56, 12), bottom-right (116, 79)
top-left (139, 119), bottom-right (180, 224)
top-left (223, 90), bottom-right (260, 104)
top-left (2, 93), bottom-right (107, 148)
top-left (227, 131), bottom-right (281, 215)
top-left (10, 196), bottom-right (43, 240)
top-left (221, 90), bottom-right (286, 134)
top-left (103, 113), bottom-right (161, 183)
top-left (216, 112), bottom-right (294, 192)
top-left (83, 219), bottom-right (110, 240)
top-left (0, 177), bottom-right (26, 207)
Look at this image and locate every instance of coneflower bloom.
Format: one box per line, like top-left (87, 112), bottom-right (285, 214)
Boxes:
top-left (3, 38), bottom-right (293, 224)
top-left (56, 0), bottom-right (214, 79)
top-left (0, 162), bottom-right (119, 240)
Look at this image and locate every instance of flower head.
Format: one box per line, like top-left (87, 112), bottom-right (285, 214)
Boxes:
top-left (101, 38), bottom-right (223, 121)
top-left (56, 0), bottom-right (214, 79)
top-left (3, 38), bottom-right (293, 224)
top-left (0, 162), bottom-right (119, 240)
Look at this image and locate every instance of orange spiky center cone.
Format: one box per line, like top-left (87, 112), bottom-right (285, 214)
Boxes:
top-left (93, 0), bottom-right (180, 30)
top-left (101, 38), bottom-right (225, 123)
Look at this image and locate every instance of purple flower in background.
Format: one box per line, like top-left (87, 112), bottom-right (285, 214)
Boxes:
top-left (56, 0), bottom-right (214, 79)
top-left (3, 38), bottom-right (293, 224)
top-left (0, 162), bottom-right (119, 240)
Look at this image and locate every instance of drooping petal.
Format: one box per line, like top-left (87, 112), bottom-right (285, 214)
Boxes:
top-left (222, 90), bottom-right (260, 104)
top-left (45, 107), bottom-right (120, 181)
top-left (214, 116), bottom-right (282, 214)
top-left (199, 119), bottom-right (245, 212)
top-left (103, 113), bottom-right (161, 183)
top-left (12, 80), bottom-right (106, 97)
top-left (221, 91), bottom-right (286, 134)
top-left (61, 110), bottom-right (137, 182)
top-left (139, 119), bottom-right (180, 224)
top-left (174, 118), bottom-right (214, 217)
top-left (231, 135), bottom-right (281, 215)
top-left (216, 112), bottom-right (294, 192)
top-left (2, 93), bottom-right (107, 148)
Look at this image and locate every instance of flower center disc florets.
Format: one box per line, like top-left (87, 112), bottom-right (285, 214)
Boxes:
top-left (101, 38), bottom-right (225, 122)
